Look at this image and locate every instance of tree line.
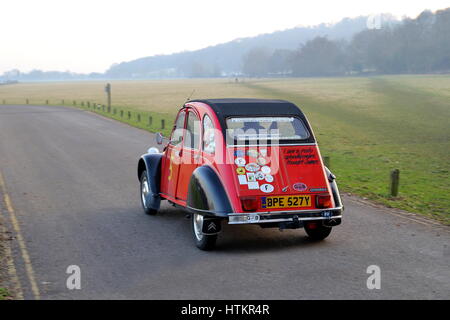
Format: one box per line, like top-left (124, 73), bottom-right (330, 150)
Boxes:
top-left (242, 8), bottom-right (450, 77)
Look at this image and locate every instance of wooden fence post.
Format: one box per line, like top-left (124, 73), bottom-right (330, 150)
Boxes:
top-left (161, 119), bottom-right (165, 129)
top-left (390, 169), bottom-right (400, 197)
top-left (148, 116), bottom-right (152, 126)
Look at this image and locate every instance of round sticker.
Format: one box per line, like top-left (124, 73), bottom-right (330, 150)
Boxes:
top-left (245, 163), bottom-right (260, 172)
top-left (264, 174), bottom-right (274, 183)
top-left (261, 166), bottom-right (271, 174)
top-left (236, 167), bottom-right (246, 175)
top-left (255, 171), bottom-right (265, 180)
top-left (259, 149), bottom-right (268, 156)
top-left (257, 157), bottom-right (267, 166)
top-left (234, 157), bottom-right (246, 167)
top-left (247, 149), bottom-right (259, 158)
top-left (293, 183), bottom-right (308, 192)
top-left (260, 184), bottom-right (274, 193)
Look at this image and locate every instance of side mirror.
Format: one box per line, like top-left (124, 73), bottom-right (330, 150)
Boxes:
top-left (156, 132), bottom-right (164, 145)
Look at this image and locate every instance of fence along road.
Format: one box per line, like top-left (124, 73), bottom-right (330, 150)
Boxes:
top-left (0, 104), bottom-right (449, 299)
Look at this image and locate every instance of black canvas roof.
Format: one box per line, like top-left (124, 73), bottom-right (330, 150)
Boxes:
top-left (187, 98), bottom-right (315, 143)
top-left (188, 98), bottom-right (306, 119)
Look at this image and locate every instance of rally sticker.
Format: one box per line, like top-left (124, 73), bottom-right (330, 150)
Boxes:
top-left (246, 172), bottom-right (256, 182)
top-left (255, 171), bottom-right (265, 180)
top-left (235, 157), bottom-right (246, 167)
top-left (260, 184), bottom-right (274, 193)
top-left (245, 163), bottom-right (260, 172)
top-left (247, 149), bottom-right (259, 158)
top-left (264, 174), bottom-right (274, 183)
top-left (238, 175), bottom-right (247, 185)
top-left (236, 167), bottom-right (246, 175)
top-left (261, 166), bottom-right (271, 174)
top-left (293, 183), bottom-right (308, 192)
top-left (310, 187), bottom-right (327, 192)
top-left (248, 182), bottom-right (259, 190)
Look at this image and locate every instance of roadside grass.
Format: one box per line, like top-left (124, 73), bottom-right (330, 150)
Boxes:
top-left (0, 76), bottom-right (448, 224)
top-left (0, 287), bottom-right (12, 300)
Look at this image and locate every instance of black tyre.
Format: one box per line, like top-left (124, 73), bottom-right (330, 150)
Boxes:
top-left (304, 222), bottom-right (332, 240)
top-left (140, 170), bottom-right (158, 215)
top-left (191, 213), bottom-right (217, 250)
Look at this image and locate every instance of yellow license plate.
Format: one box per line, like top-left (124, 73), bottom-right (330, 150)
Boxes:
top-left (261, 196), bottom-right (311, 209)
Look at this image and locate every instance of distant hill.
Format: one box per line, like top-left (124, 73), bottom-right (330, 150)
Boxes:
top-left (105, 16), bottom-right (379, 78)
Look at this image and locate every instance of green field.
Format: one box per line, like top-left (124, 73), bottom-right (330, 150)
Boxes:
top-left (1, 76), bottom-right (449, 224)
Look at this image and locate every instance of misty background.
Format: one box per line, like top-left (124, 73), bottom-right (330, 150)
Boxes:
top-left (1, 7), bottom-right (449, 81)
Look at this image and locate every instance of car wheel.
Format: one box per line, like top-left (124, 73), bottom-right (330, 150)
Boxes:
top-left (192, 213), bottom-right (217, 250)
top-left (140, 170), bottom-right (158, 215)
top-left (304, 222), bottom-right (332, 240)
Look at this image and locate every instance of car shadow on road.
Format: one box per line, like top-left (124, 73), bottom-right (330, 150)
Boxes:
top-left (154, 206), bottom-right (332, 254)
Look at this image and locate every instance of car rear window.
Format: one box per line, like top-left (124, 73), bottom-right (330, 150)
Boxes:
top-left (225, 117), bottom-right (310, 144)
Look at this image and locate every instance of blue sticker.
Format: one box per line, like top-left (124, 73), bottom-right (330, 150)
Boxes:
top-left (234, 150), bottom-right (244, 157)
top-left (261, 197), bottom-right (267, 208)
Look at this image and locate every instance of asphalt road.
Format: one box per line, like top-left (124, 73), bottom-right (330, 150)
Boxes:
top-left (0, 105), bottom-right (448, 300)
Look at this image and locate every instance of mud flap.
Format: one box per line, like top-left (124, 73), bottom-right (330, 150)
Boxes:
top-left (201, 218), bottom-right (222, 235)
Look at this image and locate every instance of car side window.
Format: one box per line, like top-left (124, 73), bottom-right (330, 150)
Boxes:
top-left (185, 111), bottom-right (200, 150)
top-left (170, 111), bottom-right (186, 146)
top-left (203, 115), bottom-right (215, 154)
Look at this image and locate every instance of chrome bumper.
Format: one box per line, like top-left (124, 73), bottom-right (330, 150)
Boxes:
top-left (228, 206), bottom-right (343, 225)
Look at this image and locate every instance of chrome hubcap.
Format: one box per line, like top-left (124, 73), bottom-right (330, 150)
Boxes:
top-left (141, 176), bottom-right (150, 208)
top-left (193, 214), bottom-right (204, 241)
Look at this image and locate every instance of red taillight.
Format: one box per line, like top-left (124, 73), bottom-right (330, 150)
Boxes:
top-left (241, 197), bottom-right (258, 211)
top-left (316, 194), bottom-right (332, 208)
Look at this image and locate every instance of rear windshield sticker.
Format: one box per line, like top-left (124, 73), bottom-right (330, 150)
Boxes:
top-left (248, 181), bottom-right (260, 190)
top-left (236, 167), bottom-right (246, 175)
top-left (265, 174), bottom-right (274, 183)
top-left (238, 175), bottom-right (247, 185)
top-left (245, 163), bottom-right (260, 172)
top-left (247, 149), bottom-right (259, 158)
top-left (255, 171), bottom-right (265, 180)
top-left (234, 150), bottom-right (245, 157)
top-left (257, 157), bottom-right (267, 166)
top-left (261, 166), bottom-right (271, 174)
top-left (235, 157), bottom-right (246, 166)
top-left (260, 184), bottom-right (274, 193)
top-left (246, 172), bottom-right (256, 182)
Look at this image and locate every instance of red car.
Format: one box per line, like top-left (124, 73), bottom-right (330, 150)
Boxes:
top-left (137, 99), bottom-right (343, 250)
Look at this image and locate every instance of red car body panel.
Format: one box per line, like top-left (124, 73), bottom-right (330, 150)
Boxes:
top-left (159, 101), bottom-right (335, 214)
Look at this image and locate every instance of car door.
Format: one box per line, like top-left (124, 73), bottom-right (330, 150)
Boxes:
top-left (160, 109), bottom-right (186, 199)
top-left (175, 110), bottom-right (201, 201)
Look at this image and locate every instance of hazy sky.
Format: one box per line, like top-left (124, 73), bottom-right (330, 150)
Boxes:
top-left (1, 0), bottom-right (448, 74)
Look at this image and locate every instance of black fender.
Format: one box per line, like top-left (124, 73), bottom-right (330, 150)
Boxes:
top-left (324, 166), bottom-right (343, 210)
top-left (137, 153), bottom-right (162, 210)
top-left (187, 165), bottom-right (233, 218)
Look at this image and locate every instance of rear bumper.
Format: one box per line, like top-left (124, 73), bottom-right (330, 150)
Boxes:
top-left (227, 206), bottom-right (343, 225)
